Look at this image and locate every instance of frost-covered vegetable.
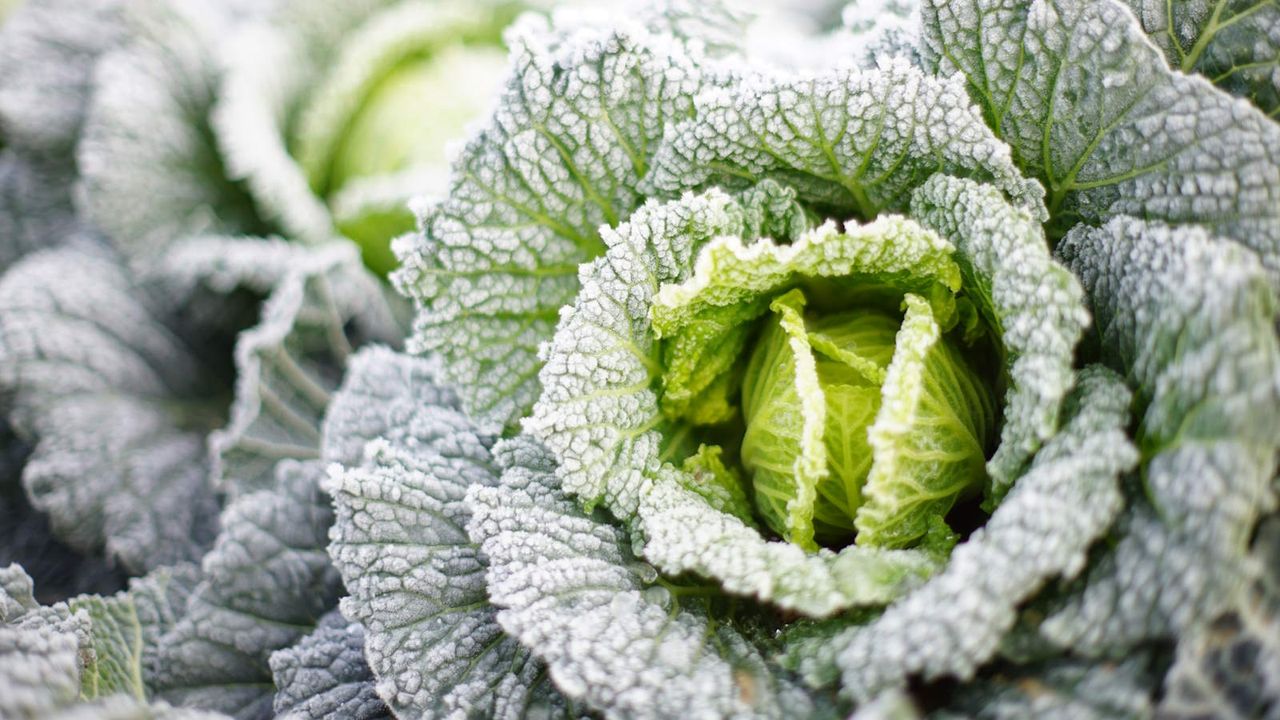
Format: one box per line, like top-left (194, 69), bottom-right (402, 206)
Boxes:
top-left (2, 0), bottom-right (1280, 718)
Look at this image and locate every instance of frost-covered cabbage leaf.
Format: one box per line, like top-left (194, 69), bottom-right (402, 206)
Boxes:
top-left (0, 561), bottom-right (228, 719)
top-left (216, 0), bottom-right (516, 273)
top-left (268, 610), bottom-right (388, 720)
top-left (381, 5), bottom-right (1175, 715)
top-left (326, 348), bottom-right (567, 719)
top-left (0, 235), bottom-right (397, 717)
top-left (77, 0), bottom-right (267, 262)
top-left (470, 435), bottom-right (823, 719)
top-left (205, 240), bottom-right (402, 498)
top-left (0, 247), bottom-right (224, 573)
top-left (3, 0), bottom-right (1278, 716)
top-left (1121, 0), bottom-right (1280, 118)
top-left (1048, 217), bottom-right (1280, 653)
top-left (394, 13), bottom-right (711, 432)
top-left (527, 169), bottom-right (1091, 616)
top-left (0, 235), bottom-right (395, 576)
top-left (146, 460), bottom-right (341, 718)
top-left (921, 0), bottom-right (1280, 280)
top-left (140, 255), bottom-right (397, 718)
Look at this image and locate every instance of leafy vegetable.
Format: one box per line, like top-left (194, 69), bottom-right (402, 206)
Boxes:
top-left (2, 0), bottom-right (1279, 717)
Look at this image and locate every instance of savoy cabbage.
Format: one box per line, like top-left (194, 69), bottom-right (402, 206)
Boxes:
top-left (1, 0), bottom-right (1279, 718)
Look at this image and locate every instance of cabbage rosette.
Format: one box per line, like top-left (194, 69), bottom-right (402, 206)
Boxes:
top-left (506, 39), bottom-right (1098, 617)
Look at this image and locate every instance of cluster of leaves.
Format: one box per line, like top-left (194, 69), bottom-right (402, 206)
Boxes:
top-left (0, 0), bottom-right (511, 717)
top-left (1, 0), bottom-right (1279, 718)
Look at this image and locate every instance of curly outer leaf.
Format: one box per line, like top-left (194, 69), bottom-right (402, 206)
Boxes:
top-left (526, 189), bottom-right (742, 516)
top-left (70, 564), bottom-right (200, 702)
top-left (784, 367), bottom-right (1137, 701)
top-left (0, 248), bottom-right (221, 573)
top-left (645, 55), bottom-right (1046, 220)
top-left (269, 611), bottom-right (388, 720)
top-left (909, 175), bottom-right (1089, 499)
top-left (394, 18), bottom-right (707, 432)
top-left (318, 345), bottom-right (455, 468)
top-left (150, 341), bottom-right (451, 719)
top-left (147, 460), bottom-right (340, 719)
top-left (1, 563), bottom-right (209, 719)
top-left (1047, 218), bottom-right (1280, 653)
top-left (208, 241), bottom-right (401, 497)
top-left (469, 435), bottom-right (820, 720)
top-left (324, 349), bottom-right (565, 719)
top-left (530, 190), bottom-right (971, 615)
top-left (921, 0), bottom-right (1280, 280)
top-left (1, 564), bottom-right (91, 717)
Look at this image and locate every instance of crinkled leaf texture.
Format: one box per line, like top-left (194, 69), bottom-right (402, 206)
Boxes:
top-left (1047, 218), bottom-right (1280, 654)
top-left (206, 239), bottom-right (402, 498)
top-left (326, 348), bottom-right (568, 719)
top-left (528, 189), bottom-right (940, 615)
top-left (469, 435), bottom-right (821, 719)
top-left (77, 0), bottom-right (266, 262)
top-left (0, 235), bottom-right (396, 718)
top-left (2, 562), bottom-right (102, 717)
top-left (0, 235), bottom-right (397, 580)
top-left (922, 0), bottom-right (1280, 282)
top-left (782, 367), bottom-right (1137, 702)
top-left (908, 175), bottom-right (1088, 499)
top-left (0, 247), bottom-right (222, 573)
top-left (1121, 0), bottom-right (1280, 118)
top-left (644, 55), bottom-right (1045, 220)
top-left (394, 16), bottom-right (708, 432)
top-left (0, 562), bottom-right (224, 720)
top-left (269, 610), bottom-right (388, 720)
top-left (145, 459), bottom-right (340, 719)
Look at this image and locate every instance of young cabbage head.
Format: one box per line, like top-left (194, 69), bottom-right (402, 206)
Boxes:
top-left (648, 190), bottom-right (997, 552)
top-left (738, 288), bottom-right (994, 549)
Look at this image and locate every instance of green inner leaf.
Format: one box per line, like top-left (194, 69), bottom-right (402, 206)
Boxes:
top-left (740, 289), bottom-right (828, 551)
top-left (857, 294), bottom-right (995, 549)
top-left (325, 44), bottom-right (509, 196)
